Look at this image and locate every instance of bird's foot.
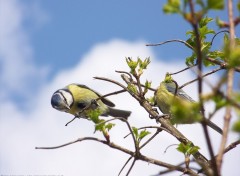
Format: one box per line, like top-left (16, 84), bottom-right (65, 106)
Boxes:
top-left (156, 114), bottom-right (170, 122)
top-left (149, 108), bottom-right (159, 119)
top-left (91, 99), bottom-right (100, 107)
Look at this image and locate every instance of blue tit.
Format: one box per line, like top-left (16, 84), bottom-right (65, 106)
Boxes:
top-left (154, 77), bottom-right (222, 134)
top-left (51, 84), bottom-right (131, 120)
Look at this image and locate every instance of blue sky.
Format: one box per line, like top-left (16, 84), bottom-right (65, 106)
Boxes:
top-left (31, 0), bottom-right (189, 74)
top-left (0, 0), bottom-right (240, 175)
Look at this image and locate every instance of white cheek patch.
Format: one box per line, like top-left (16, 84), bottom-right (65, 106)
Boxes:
top-left (59, 90), bottom-right (73, 107)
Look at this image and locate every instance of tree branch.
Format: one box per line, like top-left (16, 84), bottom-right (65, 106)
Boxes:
top-left (217, 0), bottom-right (235, 173)
top-left (120, 74), bottom-right (212, 171)
top-left (206, 57), bottom-right (240, 72)
top-left (179, 66), bottom-right (223, 89)
top-left (146, 39), bottom-right (194, 50)
top-left (188, 1), bottom-right (217, 175)
top-left (35, 136), bottom-right (198, 175)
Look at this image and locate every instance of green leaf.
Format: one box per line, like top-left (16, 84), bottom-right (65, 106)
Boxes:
top-left (232, 120), bottom-right (240, 133)
top-left (201, 42), bottom-right (211, 52)
top-left (207, 0), bottom-right (224, 10)
top-left (88, 109), bottom-right (102, 123)
top-left (185, 54), bottom-right (196, 66)
top-left (146, 96), bottom-right (155, 105)
top-left (170, 99), bottom-right (202, 124)
top-left (95, 119), bottom-right (105, 132)
top-left (127, 84), bottom-right (138, 94)
top-left (132, 127), bottom-right (139, 139)
top-left (228, 47), bottom-right (240, 67)
top-left (105, 123), bottom-right (115, 131)
top-left (163, 0), bottom-right (181, 14)
top-left (216, 17), bottom-right (226, 28)
top-left (223, 38), bottom-right (240, 68)
top-left (163, 73), bottom-right (173, 83)
top-left (196, 0), bottom-right (205, 8)
top-left (126, 57), bottom-right (138, 74)
top-left (207, 50), bottom-right (225, 60)
top-left (199, 26), bottom-right (215, 39)
top-left (143, 80), bottom-right (152, 94)
top-left (177, 143), bottom-right (188, 154)
top-left (139, 130), bottom-right (151, 141)
top-left (186, 30), bottom-right (194, 37)
top-left (188, 145), bottom-right (200, 155)
top-left (177, 142), bottom-right (200, 156)
top-left (140, 57), bottom-right (151, 69)
top-left (199, 16), bottom-right (213, 27)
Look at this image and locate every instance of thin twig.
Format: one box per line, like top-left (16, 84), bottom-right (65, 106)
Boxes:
top-left (158, 165), bottom-right (200, 176)
top-left (124, 126), bottom-right (170, 139)
top-left (139, 129), bottom-right (161, 149)
top-left (126, 159), bottom-right (137, 176)
top-left (210, 30), bottom-right (229, 45)
top-left (146, 39), bottom-right (194, 50)
top-left (179, 66), bottom-right (223, 89)
top-left (218, 16), bottom-right (240, 28)
top-left (169, 64), bottom-right (197, 75)
top-left (164, 144), bottom-right (178, 153)
top-left (36, 137), bottom-right (198, 175)
top-left (132, 81), bottom-right (156, 91)
top-left (223, 139), bottom-right (240, 154)
top-left (99, 117), bottom-right (139, 152)
top-left (95, 89), bottom-right (127, 102)
top-left (65, 116), bottom-right (80, 126)
top-left (115, 70), bottom-right (133, 81)
top-left (118, 156), bottom-right (133, 176)
top-left (206, 57), bottom-right (240, 72)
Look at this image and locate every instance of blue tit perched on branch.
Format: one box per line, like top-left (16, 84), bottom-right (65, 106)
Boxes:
top-left (154, 75), bottom-right (223, 134)
top-left (51, 84), bottom-right (131, 120)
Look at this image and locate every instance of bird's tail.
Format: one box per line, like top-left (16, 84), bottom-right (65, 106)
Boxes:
top-left (206, 120), bottom-right (223, 135)
top-left (108, 107), bottom-right (131, 120)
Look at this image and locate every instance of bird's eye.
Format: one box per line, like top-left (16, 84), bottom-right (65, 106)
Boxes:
top-left (77, 102), bottom-right (86, 109)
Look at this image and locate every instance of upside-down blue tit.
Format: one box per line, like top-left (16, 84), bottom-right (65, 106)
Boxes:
top-left (154, 75), bottom-right (222, 134)
top-left (51, 84), bottom-right (131, 119)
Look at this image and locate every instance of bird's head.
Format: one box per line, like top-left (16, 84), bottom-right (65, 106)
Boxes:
top-left (51, 89), bottom-right (73, 112)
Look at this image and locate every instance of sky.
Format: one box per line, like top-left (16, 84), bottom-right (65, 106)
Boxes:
top-left (0, 0), bottom-right (239, 176)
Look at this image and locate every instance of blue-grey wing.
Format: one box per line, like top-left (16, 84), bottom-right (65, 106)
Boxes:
top-left (165, 83), bottom-right (195, 102)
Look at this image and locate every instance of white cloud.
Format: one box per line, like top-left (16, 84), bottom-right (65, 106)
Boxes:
top-left (0, 0), bottom-right (48, 99)
top-left (1, 39), bottom-right (239, 176)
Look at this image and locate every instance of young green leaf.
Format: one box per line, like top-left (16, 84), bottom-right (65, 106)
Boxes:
top-left (132, 127), bottom-right (139, 139)
top-left (232, 120), bottom-right (240, 133)
top-left (139, 130), bottom-right (151, 141)
top-left (126, 57), bottom-right (138, 74)
top-left (177, 142), bottom-right (200, 156)
top-left (207, 0), bottom-right (224, 10)
top-left (163, 0), bottom-right (181, 14)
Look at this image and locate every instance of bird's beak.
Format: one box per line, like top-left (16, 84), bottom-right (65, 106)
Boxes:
top-left (65, 104), bottom-right (71, 110)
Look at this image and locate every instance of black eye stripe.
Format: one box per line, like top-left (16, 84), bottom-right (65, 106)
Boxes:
top-left (65, 89), bottom-right (74, 107)
top-left (77, 102), bottom-right (86, 109)
top-left (58, 91), bottom-right (68, 104)
top-left (58, 89), bottom-right (74, 107)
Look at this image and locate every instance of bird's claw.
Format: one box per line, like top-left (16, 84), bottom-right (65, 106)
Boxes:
top-left (91, 99), bottom-right (100, 107)
top-left (156, 114), bottom-right (171, 122)
top-left (149, 108), bottom-right (159, 119)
